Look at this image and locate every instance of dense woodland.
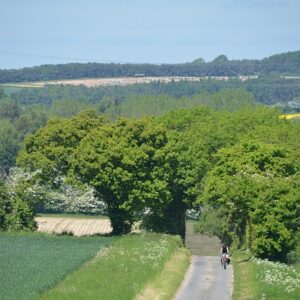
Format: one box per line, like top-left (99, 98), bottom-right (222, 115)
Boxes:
top-left (0, 51), bottom-right (300, 83)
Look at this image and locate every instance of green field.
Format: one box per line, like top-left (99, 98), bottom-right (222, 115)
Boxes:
top-left (0, 232), bottom-right (111, 300)
top-left (39, 233), bottom-right (185, 300)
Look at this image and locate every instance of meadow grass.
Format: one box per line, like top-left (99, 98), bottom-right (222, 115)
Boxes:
top-left (232, 250), bottom-right (300, 300)
top-left (135, 246), bottom-right (191, 300)
top-left (0, 232), bottom-right (111, 300)
top-left (39, 233), bottom-right (184, 300)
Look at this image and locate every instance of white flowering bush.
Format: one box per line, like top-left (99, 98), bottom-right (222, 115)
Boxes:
top-left (43, 184), bottom-right (107, 214)
top-left (252, 257), bottom-right (300, 294)
top-left (6, 167), bottom-right (107, 215)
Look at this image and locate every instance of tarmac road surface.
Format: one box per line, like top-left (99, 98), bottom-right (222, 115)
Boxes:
top-left (174, 255), bottom-right (233, 300)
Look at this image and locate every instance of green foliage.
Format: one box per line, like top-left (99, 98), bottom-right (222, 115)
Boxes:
top-left (250, 178), bottom-right (300, 260)
top-left (17, 110), bottom-right (107, 181)
top-left (17, 112), bottom-right (186, 236)
top-left (213, 54), bottom-right (228, 63)
top-left (200, 141), bottom-right (300, 260)
top-left (287, 231), bottom-right (300, 265)
top-left (4, 196), bottom-right (36, 231)
top-left (0, 180), bottom-right (36, 231)
top-left (0, 87), bottom-right (4, 98)
top-left (0, 232), bottom-right (110, 300)
top-left (0, 181), bottom-right (9, 230)
top-left (49, 98), bottom-right (96, 118)
top-left (105, 89), bottom-right (256, 119)
top-left (0, 119), bottom-right (19, 176)
top-left (72, 117), bottom-right (186, 236)
top-left (0, 99), bottom-right (20, 122)
top-left (192, 57), bottom-right (205, 64)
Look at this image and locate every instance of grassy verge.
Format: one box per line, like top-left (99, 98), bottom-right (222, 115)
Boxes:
top-left (0, 232), bottom-right (111, 300)
top-left (232, 250), bottom-right (300, 300)
top-left (232, 250), bottom-right (258, 300)
top-left (37, 213), bottom-right (107, 219)
top-left (135, 247), bottom-right (191, 300)
top-left (39, 233), bottom-right (184, 300)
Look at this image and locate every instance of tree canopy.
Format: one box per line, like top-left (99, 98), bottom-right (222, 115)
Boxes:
top-left (7, 103), bottom-right (300, 261)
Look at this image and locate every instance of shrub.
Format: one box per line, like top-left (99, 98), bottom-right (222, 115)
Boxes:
top-left (0, 180), bottom-right (36, 231)
top-left (5, 196), bottom-right (36, 231)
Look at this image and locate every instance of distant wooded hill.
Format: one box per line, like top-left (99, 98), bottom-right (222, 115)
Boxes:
top-left (1, 51), bottom-right (300, 83)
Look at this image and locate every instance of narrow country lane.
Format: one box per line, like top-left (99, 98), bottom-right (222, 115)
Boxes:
top-left (174, 222), bottom-right (234, 300)
top-left (174, 255), bottom-right (233, 300)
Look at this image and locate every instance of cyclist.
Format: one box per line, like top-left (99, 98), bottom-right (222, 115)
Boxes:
top-left (220, 242), bottom-right (229, 266)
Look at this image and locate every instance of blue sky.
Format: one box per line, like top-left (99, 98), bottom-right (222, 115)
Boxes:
top-left (0, 0), bottom-right (300, 69)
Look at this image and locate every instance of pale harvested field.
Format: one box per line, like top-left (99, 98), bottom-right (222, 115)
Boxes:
top-left (36, 217), bottom-right (112, 236)
top-left (2, 75), bottom-right (256, 89)
top-left (3, 76), bottom-right (206, 88)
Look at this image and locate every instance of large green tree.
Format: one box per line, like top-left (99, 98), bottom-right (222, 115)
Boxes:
top-left (17, 111), bottom-right (187, 236)
top-left (200, 141), bottom-right (300, 260)
top-left (71, 117), bottom-right (186, 236)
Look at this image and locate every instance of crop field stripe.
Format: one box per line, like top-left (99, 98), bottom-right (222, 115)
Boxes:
top-left (90, 219), bottom-right (99, 235)
top-left (76, 220), bottom-right (86, 236)
top-left (82, 219), bottom-right (93, 235)
top-left (36, 217), bottom-right (112, 236)
top-left (90, 220), bottom-right (99, 234)
top-left (79, 220), bottom-right (88, 235)
top-left (70, 219), bottom-right (82, 235)
top-left (62, 219), bottom-right (77, 233)
top-left (52, 219), bottom-right (66, 232)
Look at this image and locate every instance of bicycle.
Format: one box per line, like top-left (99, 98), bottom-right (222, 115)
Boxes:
top-left (221, 253), bottom-right (229, 270)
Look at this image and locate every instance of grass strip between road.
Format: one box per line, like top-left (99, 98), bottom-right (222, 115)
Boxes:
top-left (39, 233), bottom-right (186, 300)
top-left (232, 250), bottom-right (257, 300)
top-left (232, 250), bottom-right (300, 300)
top-left (135, 247), bottom-right (191, 300)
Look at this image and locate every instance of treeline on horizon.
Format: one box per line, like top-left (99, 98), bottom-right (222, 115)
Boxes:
top-left (1, 51), bottom-right (300, 83)
top-left (6, 75), bottom-right (300, 107)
